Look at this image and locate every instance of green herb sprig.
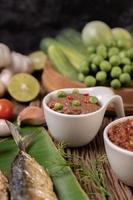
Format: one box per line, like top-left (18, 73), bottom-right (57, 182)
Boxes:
top-left (57, 142), bottom-right (110, 199)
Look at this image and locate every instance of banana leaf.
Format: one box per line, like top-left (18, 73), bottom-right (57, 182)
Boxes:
top-left (0, 126), bottom-right (89, 200)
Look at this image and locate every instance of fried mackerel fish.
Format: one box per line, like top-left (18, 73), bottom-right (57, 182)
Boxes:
top-left (6, 121), bottom-right (58, 200)
top-left (0, 170), bottom-right (9, 200)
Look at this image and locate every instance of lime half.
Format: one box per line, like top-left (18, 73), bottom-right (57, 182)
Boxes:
top-left (7, 73), bottom-right (40, 102)
top-left (29, 51), bottom-right (47, 70)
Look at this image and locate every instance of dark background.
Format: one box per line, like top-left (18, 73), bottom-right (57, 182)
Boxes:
top-left (1, 0), bottom-right (133, 54)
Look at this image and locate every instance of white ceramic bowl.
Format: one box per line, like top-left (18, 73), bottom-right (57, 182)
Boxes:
top-left (43, 87), bottom-right (125, 147)
top-left (104, 116), bottom-right (133, 186)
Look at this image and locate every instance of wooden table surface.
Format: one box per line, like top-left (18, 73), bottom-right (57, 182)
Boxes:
top-left (65, 117), bottom-right (133, 200)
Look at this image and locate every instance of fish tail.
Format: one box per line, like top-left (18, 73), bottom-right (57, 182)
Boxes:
top-left (6, 121), bottom-right (36, 151)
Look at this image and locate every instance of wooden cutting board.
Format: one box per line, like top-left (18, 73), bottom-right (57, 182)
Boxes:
top-left (42, 61), bottom-right (133, 114)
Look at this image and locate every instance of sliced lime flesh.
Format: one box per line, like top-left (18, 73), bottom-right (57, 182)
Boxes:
top-left (7, 73), bottom-right (40, 102)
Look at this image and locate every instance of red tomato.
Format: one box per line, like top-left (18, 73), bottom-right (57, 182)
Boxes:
top-left (0, 99), bottom-right (13, 120)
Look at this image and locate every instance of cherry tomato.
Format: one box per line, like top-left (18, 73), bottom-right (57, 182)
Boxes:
top-left (0, 99), bottom-right (13, 120)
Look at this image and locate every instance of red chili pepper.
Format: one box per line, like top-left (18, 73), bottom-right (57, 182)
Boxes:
top-left (83, 98), bottom-right (88, 103)
top-left (129, 119), bottom-right (133, 127)
top-left (71, 108), bottom-right (81, 114)
top-left (49, 102), bottom-right (55, 109)
top-left (62, 106), bottom-right (67, 111)
top-left (83, 93), bottom-right (89, 97)
top-left (67, 95), bottom-right (73, 100)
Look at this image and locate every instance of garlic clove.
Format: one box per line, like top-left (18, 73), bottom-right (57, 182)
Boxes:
top-left (11, 52), bottom-right (33, 74)
top-left (0, 119), bottom-right (10, 137)
top-left (0, 69), bottom-right (13, 86)
top-left (0, 43), bottom-right (12, 67)
top-left (17, 106), bottom-right (45, 126)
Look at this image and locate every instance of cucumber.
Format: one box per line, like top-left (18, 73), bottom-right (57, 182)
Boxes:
top-left (40, 38), bottom-right (58, 53)
top-left (56, 29), bottom-right (88, 55)
top-left (48, 45), bottom-right (79, 80)
top-left (56, 43), bottom-right (89, 74)
top-left (40, 38), bottom-right (89, 74)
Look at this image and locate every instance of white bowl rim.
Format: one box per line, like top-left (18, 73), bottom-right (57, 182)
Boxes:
top-left (104, 115), bottom-right (133, 156)
top-left (43, 87), bottom-right (106, 118)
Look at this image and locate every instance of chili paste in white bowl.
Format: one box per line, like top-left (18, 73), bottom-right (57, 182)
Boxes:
top-left (104, 116), bottom-right (133, 186)
top-left (48, 90), bottom-right (100, 115)
top-left (43, 87), bottom-right (124, 147)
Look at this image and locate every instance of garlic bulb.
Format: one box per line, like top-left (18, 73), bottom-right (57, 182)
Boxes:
top-left (0, 43), bottom-right (12, 67)
top-left (11, 52), bottom-right (33, 73)
top-left (0, 69), bottom-right (13, 86)
top-left (0, 119), bottom-right (10, 137)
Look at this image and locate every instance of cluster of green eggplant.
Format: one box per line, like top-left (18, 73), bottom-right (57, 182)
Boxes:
top-left (40, 21), bottom-right (133, 88)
